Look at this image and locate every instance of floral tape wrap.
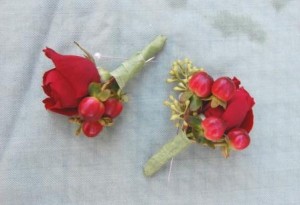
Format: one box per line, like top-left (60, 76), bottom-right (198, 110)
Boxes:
top-left (111, 35), bottom-right (167, 89)
top-left (144, 130), bottom-right (192, 177)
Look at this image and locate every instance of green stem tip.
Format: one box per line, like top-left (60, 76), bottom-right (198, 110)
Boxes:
top-left (110, 35), bottom-right (167, 89)
top-left (143, 130), bottom-right (192, 177)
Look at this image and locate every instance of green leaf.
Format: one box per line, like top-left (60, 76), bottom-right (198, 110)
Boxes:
top-left (121, 95), bottom-right (129, 103)
top-left (179, 91), bottom-right (193, 102)
top-left (88, 82), bottom-right (102, 96)
top-left (211, 96), bottom-right (227, 109)
top-left (96, 89), bottom-right (111, 101)
top-left (186, 116), bottom-right (201, 128)
top-left (210, 97), bottom-right (219, 108)
top-left (196, 137), bottom-right (215, 149)
top-left (218, 100), bottom-right (227, 109)
top-left (190, 95), bottom-right (202, 111)
top-left (100, 117), bottom-right (114, 126)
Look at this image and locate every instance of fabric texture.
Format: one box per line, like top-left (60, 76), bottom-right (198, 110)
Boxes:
top-left (0, 0), bottom-right (299, 204)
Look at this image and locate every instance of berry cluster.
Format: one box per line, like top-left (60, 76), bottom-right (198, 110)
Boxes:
top-left (71, 79), bottom-right (126, 137)
top-left (165, 59), bottom-right (254, 157)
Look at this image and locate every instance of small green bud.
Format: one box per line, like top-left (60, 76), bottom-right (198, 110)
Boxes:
top-left (166, 78), bottom-right (176, 83)
top-left (173, 100), bottom-right (180, 107)
top-left (174, 87), bottom-right (184, 91)
top-left (185, 100), bottom-right (190, 107)
top-left (164, 101), bottom-right (171, 106)
top-left (169, 95), bottom-right (175, 101)
top-left (178, 82), bottom-right (186, 88)
top-left (170, 114), bottom-right (180, 120)
top-left (170, 105), bottom-right (176, 110)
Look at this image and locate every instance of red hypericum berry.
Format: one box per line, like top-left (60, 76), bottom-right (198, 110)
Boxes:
top-left (78, 97), bottom-right (105, 121)
top-left (188, 71), bottom-right (214, 98)
top-left (227, 128), bottom-right (250, 150)
top-left (82, 121), bottom-right (103, 137)
top-left (201, 117), bottom-right (225, 141)
top-left (104, 98), bottom-right (123, 118)
top-left (212, 77), bottom-right (236, 101)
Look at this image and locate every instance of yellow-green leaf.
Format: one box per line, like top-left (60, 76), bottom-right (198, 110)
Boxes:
top-left (96, 89), bottom-right (111, 101)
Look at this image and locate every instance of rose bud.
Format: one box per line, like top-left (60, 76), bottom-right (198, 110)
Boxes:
top-left (227, 128), bottom-right (250, 150)
top-left (104, 98), bottom-right (123, 118)
top-left (201, 117), bottom-right (225, 141)
top-left (188, 71), bottom-right (214, 97)
top-left (42, 48), bottom-right (100, 116)
top-left (82, 121), bottom-right (103, 137)
top-left (78, 97), bottom-right (105, 121)
top-left (212, 77), bottom-right (236, 101)
top-left (222, 87), bottom-right (255, 132)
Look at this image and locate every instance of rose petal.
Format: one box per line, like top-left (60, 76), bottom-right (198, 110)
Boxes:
top-left (240, 109), bottom-right (254, 132)
top-left (42, 84), bottom-right (52, 97)
top-left (42, 69), bottom-right (78, 107)
top-left (43, 98), bottom-right (78, 116)
top-left (43, 48), bottom-right (100, 98)
top-left (222, 87), bottom-right (255, 131)
top-left (232, 77), bottom-right (241, 88)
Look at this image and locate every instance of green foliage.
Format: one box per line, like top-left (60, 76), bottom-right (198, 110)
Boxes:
top-left (190, 95), bottom-right (202, 111)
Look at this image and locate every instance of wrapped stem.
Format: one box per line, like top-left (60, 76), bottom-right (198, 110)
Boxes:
top-left (144, 130), bottom-right (192, 177)
top-left (110, 35), bottom-right (167, 89)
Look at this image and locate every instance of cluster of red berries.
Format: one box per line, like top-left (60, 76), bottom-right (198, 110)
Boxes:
top-left (188, 72), bottom-right (250, 151)
top-left (78, 97), bottom-right (123, 137)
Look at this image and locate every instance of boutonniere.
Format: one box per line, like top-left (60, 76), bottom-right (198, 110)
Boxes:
top-left (144, 59), bottom-right (255, 176)
top-left (42, 35), bottom-right (166, 137)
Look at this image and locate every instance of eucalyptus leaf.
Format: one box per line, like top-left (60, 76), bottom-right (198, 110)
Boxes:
top-left (190, 95), bottom-right (202, 111)
top-left (179, 91), bottom-right (193, 102)
top-left (192, 127), bottom-right (201, 139)
top-left (186, 116), bottom-right (201, 128)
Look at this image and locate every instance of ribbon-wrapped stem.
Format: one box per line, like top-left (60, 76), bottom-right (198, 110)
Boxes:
top-left (110, 35), bottom-right (167, 89)
top-left (144, 130), bottom-right (192, 177)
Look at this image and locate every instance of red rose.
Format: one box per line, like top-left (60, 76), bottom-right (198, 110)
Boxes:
top-left (222, 87), bottom-right (255, 132)
top-left (42, 48), bottom-right (100, 116)
top-left (203, 77), bottom-right (255, 133)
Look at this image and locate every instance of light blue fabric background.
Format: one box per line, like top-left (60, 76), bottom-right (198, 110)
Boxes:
top-left (1, 0), bottom-right (300, 204)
